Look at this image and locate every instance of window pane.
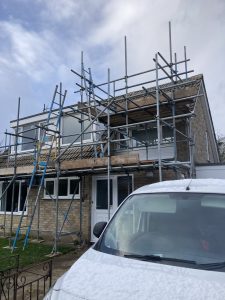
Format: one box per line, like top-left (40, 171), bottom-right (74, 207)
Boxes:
top-left (162, 126), bottom-right (173, 143)
top-left (21, 124), bottom-right (37, 151)
top-left (133, 128), bottom-right (158, 146)
top-left (1, 181), bottom-right (27, 212)
top-left (3, 182), bottom-right (19, 212)
top-left (62, 116), bottom-right (91, 144)
top-left (119, 132), bottom-right (128, 149)
top-left (118, 176), bottom-right (132, 206)
top-left (70, 179), bottom-right (79, 195)
top-left (96, 180), bottom-right (112, 209)
top-left (83, 119), bottom-right (91, 140)
top-left (39, 122), bottom-right (54, 144)
top-left (6, 183), bottom-right (12, 211)
top-left (0, 182), bottom-right (8, 211)
top-left (46, 181), bottom-right (54, 196)
top-left (20, 182), bottom-right (27, 211)
top-left (59, 179), bottom-right (68, 196)
top-left (62, 116), bottom-right (81, 144)
top-left (13, 182), bottom-right (19, 211)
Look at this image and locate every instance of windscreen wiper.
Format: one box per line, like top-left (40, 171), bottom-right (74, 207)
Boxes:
top-left (124, 254), bottom-right (196, 264)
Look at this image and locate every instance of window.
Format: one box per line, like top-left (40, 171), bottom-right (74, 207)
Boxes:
top-left (39, 122), bottom-right (54, 145)
top-left (0, 181), bottom-right (27, 213)
top-left (44, 177), bottom-right (80, 199)
top-left (117, 131), bottom-right (128, 150)
top-left (14, 113), bottom-right (93, 153)
top-left (62, 115), bottom-right (92, 145)
top-left (14, 119), bottom-right (57, 153)
top-left (20, 124), bottom-right (37, 151)
top-left (132, 125), bottom-right (173, 147)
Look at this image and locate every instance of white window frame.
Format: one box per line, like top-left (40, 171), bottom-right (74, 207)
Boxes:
top-left (0, 180), bottom-right (27, 215)
top-left (131, 125), bottom-right (174, 148)
top-left (11, 125), bottom-right (36, 154)
top-left (44, 177), bottom-right (80, 199)
top-left (61, 114), bottom-right (93, 147)
top-left (12, 119), bottom-right (57, 154)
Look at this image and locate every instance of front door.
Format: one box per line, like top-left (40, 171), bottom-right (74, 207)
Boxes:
top-left (91, 175), bottom-right (133, 241)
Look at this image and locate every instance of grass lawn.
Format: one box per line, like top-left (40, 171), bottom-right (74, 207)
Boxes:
top-left (0, 237), bottom-right (74, 271)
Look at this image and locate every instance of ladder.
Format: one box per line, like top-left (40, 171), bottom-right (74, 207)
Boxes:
top-left (11, 85), bottom-right (67, 252)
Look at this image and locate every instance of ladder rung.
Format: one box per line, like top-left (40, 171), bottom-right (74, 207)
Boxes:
top-left (53, 101), bottom-right (60, 106)
top-left (39, 161), bottom-right (47, 167)
top-left (50, 112), bottom-right (60, 117)
top-left (55, 91), bottom-right (65, 97)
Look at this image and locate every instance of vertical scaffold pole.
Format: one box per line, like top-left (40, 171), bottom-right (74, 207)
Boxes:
top-left (4, 129), bottom-right (7, 151)
top-left (173, 52), bottom-right (178, 175)
top-left (107, 68), bottom-right (111, 221)
top-left (184, 46), bottom-right (188, 79)
top-left (79, 176), bottom-right (83, 244)
top-left (124, 36), bottom-right (129, 147)
top-left (80, 51), bottom-right (84, 159)
top-left (169, 21), bottom-right (173, 77)
top-left (155, 54), bottom-right (162, 182)
top-left (10, 97), bottom-right (20, 247)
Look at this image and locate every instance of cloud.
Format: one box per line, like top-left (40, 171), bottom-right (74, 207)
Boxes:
top-left (0, 0), bottom-right (224, 143)
top-left (0, 21), bottom-right (59, 81)
top-left (38, 0), bottom-right (79, 22)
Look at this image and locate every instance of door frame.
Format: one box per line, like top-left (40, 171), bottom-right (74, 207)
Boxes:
top-left (91, 174), bottom-right (133, 241)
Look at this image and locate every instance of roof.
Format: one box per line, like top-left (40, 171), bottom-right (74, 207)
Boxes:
top-left (10, 74), bottom-right (202, 127)
top-left (0, 144), bottom-right (98, 169)
top-left (132, 179), bottom-right (225, 194)
top-left (99, 74), bottom-right (202, 126)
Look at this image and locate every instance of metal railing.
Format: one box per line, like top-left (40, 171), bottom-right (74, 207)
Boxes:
top-left (0, 257), bottom-right (52, 300)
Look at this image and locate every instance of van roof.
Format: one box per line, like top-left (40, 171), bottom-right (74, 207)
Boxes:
top-left (132, 179), bottom-right (225, 195)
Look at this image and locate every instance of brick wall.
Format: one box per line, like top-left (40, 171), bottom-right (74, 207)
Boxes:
top-left (191, 93), bottom-right (216, 164)
top-left (28, 175), bottom-right (92, 243)
top-left (0, 170), bottom-right (189, 242)
top-left (0, 176), bottom-right (93, 243)
top-left (176, 121), bottom-right (190, 162)
top-left (0, 213), bottom-right (28, 234)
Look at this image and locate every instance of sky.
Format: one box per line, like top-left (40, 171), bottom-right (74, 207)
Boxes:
top-left (0, 0), bottom-right (224, 145)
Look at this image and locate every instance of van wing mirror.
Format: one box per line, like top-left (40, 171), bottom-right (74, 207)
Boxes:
top-left (93, 222), bottom-right (107, 238)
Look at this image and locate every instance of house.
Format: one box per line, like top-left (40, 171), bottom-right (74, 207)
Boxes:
top-left (0, 56), bottom-right (220, 247)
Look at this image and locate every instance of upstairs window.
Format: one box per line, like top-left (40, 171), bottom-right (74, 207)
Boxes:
top-left (20, 124), bottom-right (37, 151)
top-left (44, 177), bottom-right (80, 199)
top-left (132, 125), bottom-right (174, 147)
top-left (62, 115), bottom-right (92, 145)
top-left (0, 181), bottom-right (27, 213)
top-left (39, 122), bottom-right (54, 145)
top-left (14, 119), bottom-right (57, 153)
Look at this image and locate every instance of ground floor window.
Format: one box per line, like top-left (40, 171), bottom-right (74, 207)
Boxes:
top-left (44, 177), bottom-right (80, 199)
top-left (0, 181), bottom-right (27, 213)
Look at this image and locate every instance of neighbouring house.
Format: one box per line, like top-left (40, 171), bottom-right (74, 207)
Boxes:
top-left (0, 67), bottom-right (220, 244)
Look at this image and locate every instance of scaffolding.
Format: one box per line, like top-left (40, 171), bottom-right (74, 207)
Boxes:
top-left (0, 22), bottom-right (206, 253)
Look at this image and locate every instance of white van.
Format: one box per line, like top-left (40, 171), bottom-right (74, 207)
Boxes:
top-left (44, 179), bottom-right (225, 300)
